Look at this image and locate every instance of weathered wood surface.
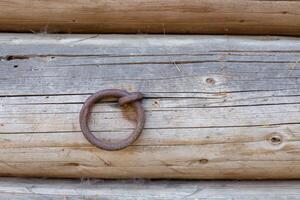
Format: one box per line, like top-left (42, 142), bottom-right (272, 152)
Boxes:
top-left (0, 34), bottom-right (300, 179)
top-left (1, 1), bottom-right (300, 35)
top-left (0, 178), bottom-right (299, 200)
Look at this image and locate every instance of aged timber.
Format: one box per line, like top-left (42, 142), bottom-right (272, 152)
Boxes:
top-left (0, 178), bottom-right (299, 199)
top-left (0, 34), bottom-right (300, 179)
top-left (0, 0), bottom-right (300, 35)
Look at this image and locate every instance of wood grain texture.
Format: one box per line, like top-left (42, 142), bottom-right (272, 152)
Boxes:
top-left (0, 34), bottom-right (300, 179)
top-left (0, 0), bottom-right (300, 35)
top-left (0, 178), bottom-right (299, 200)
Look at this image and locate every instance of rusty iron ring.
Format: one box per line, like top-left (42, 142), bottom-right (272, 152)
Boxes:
top-left (79, 89), bottom-right (145, 151)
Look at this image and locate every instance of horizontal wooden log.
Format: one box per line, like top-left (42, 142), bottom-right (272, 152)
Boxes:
top-left (0, 1), bottom-right (300, 35)
top-left (0, 34), bottom-right (300, 179)
top-left (0, 178), bottom-right (299, 200)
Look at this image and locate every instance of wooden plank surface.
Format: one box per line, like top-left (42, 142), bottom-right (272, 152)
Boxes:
top-left (0, 34), bottom-right (300, 179)
top-left (0, 178), bottom-right (299, 200)
top-left (0, 1), bottom-right (300, 35)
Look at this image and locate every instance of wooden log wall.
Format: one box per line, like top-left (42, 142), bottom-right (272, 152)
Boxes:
top-left (0, 0), bottom-right (300, 35)
top-left (0, 178), bottom-right (299, 199)
top-left (0, 34), bottom-right (300, 179)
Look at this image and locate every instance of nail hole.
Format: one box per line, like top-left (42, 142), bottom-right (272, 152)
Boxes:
top-left (269, 135), bottom-right (282, 145)
top-left (13, 65), bottom-right (18, 68)
top-left (153, 100), bottom-right (160, 107)
top-left (206, 78), bottom-right (215, 85)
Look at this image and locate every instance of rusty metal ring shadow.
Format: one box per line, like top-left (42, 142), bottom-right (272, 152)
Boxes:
top-left (79, 89), bottom-right (145, 151)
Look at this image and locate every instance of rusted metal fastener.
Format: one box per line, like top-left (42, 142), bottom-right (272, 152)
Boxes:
top-left (79, 89), bottom-right (145, 151)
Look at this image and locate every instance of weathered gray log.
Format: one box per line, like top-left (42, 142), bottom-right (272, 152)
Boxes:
top-left (0, 178), bottom-right (299, 200)
top-left (0, 34), bottom-right (300, 179)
